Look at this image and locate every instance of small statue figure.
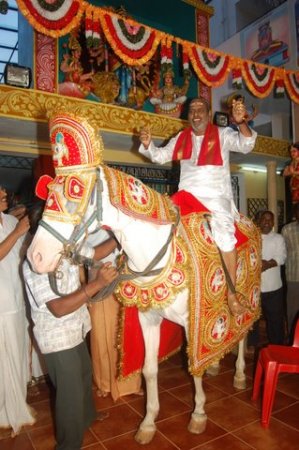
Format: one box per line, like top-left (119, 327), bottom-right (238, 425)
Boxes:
top-left (92, 71), bottom-right (120, 104)
top-left (283, 142), bottom-right (299, 204)
top-left (226, 93), bottom-right (258, 126)
top-left (59, 36), bottom-right (93, 98)
top-left (150, 69), bottom-right (189, 118)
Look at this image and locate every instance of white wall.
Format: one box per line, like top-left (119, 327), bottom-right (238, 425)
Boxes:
top-left (210, 0), bottom-right (295, 141)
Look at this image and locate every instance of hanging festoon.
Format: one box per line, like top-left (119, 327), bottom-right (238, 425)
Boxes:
top-left (14, 0), bottom-right (299, 105)
top-left (274, 78), bottom-right (285, 98)
top-left (231, 68), bottom-right (243, 90)
top-left (187, 44), bottom-right (231, 87)
top-left (98, 9), bottom-right (163, 66)
top-left (85, 6), bottom-right (101, 49)
top-left (284, 71), bottom-right (299, 103)
top-left (182, 50), bottom-right (191, 82)
top-left (16, 0), bottom-right (86, 37)
top-left (241, 61), bottom-right (276, 98)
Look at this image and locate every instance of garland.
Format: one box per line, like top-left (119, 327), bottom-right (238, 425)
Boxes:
top-left (284, 71), bottom-right (299, 103)
top-left (242, 61), bottom-right (276, 98)
top-left (15, 0), bottom-right (299, 103)
top-left (99, 12), bottom-right (163, 66)
top-left (188, 45), bottom-right (230, 87)
top-left (17, 0), bottom-right (86, 37)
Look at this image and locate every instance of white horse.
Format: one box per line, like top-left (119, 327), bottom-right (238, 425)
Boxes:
top-left (27, 113), bottom-right (260, 445)
top-left (28, 166), bottom-right (260, 443)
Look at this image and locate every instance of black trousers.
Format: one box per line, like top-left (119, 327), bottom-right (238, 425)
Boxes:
top-left (261, 287), bottom-right (285, 345)
top-left (44, 339), bottom-right (96, 450)
top-left (247, 287), bottom-right (285, 346)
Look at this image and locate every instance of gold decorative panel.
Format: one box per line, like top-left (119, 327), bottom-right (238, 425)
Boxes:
top-left (0, 85), bottom-right (184, 140)
top-left (0, 85), bottom-right (290, 159)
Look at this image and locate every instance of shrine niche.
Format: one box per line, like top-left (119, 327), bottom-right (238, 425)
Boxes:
top-left (15, 0), bottom-right (299, 112)
top-left (56, 8), bottom-right (170, 112)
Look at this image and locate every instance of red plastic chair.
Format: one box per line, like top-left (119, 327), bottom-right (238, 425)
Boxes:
top-left (252, 318), bottom-right (299, 428)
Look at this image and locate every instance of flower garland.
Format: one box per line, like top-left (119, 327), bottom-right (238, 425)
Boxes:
top-left (284, 71), bottom-right (299, 103)
top-left (274, 79), bottom-right (285, 98)
top-left (160, 38), bottom-right (173, 76)
top-left (99, 11), bottom-right (163, 66)
top-left (232, 68), bottom-right (243, 89)
top-left (15, 0), bottom-right (299, 103)
top-left (17, 0), bottom-right (86, 37)
top-left (187, 45), bottom-right (231, 87)
top-left (242, 61), bottom-right (276, 98)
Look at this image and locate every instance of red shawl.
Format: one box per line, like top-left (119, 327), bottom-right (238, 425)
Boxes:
top-left (172, 123), bottom-right (223, 166)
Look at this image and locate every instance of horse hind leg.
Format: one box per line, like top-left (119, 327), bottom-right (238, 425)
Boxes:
top-left (188, 375), bottom-right (207, 434)
top-left (135, 311), bottom-right (162, 445)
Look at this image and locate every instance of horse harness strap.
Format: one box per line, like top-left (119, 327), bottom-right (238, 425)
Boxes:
top-left (90, 215), bottom-right (180, 302)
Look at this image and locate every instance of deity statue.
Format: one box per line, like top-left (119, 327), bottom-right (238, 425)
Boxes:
top-left (283, 142), bottom-right (299, 205)
top-left (59, 36), bottom-right (93, 98)
top-left (150, 69), bottom-right (189, 118)
top-left (92, 71), bottom-right (120, 104)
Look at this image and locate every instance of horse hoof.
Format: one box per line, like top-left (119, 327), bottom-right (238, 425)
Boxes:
top-left (135, 427), bottom-right (156, 445)
top-left (233, 377), bottom-right (246, 390)
top-left (188, 414), bottom-right (207, 434)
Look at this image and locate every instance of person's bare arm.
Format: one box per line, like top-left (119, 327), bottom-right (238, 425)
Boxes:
top-left (46, 262), bottom-right (118, 317)
top-left (93, 237), bottom-right (118, 260)
top-left (0, 215), bottom-right (30, 260)
top-left (261, 259), bottom-right (277, 272)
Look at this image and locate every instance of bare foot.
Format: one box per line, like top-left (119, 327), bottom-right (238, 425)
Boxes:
top-left (96, 411), bottom-right (109, 421)
top-left (227, 293), bottom-right (246, 316)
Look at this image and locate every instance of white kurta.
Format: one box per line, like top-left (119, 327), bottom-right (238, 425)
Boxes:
top-left (139, 126), bottom-right (257, 251)
top-left (0, 212), bottom-right (35, 434)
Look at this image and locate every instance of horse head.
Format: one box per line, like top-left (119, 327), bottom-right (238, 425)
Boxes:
top-left (27, 110), bottom-right (105, 273)
top-left (27, 110), bottom-right (177, 275)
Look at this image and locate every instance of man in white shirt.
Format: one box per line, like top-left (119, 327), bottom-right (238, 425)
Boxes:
top-left (139, 96), bottom-right (257, 316)
top-left (259, 210), bottom-right (287, 344)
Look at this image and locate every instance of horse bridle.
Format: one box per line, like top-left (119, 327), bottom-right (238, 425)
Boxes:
top-left (40, 167), bottom-right (180, 301)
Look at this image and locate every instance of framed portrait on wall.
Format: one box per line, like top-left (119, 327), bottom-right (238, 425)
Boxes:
top-left (240, 3), bottom-right (290, 67)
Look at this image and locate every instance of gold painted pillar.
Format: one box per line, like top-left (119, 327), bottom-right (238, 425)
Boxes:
top-left (266, 160), bottom-right (278, 230)
top-left (34, 32), bottom-right (58, 92)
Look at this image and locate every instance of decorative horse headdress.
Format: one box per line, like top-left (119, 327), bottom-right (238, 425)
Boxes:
top-left (36, 110), bottom-right (104, 224)
top-left (49, 110), bottom-right (103, 171)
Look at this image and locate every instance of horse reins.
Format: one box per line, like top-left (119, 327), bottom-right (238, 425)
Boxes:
top-left (46, 166), bottom-right (180, 301)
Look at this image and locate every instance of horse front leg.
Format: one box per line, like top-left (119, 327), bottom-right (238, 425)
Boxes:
top-left (188, 375), bottom-right (207, 434)
top-left (233, 338), bottom-right (246, 389)
top-left (135, 311), bottom-right (162, 445)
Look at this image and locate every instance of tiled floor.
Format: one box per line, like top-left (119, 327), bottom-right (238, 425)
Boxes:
top-left (1, 346), bottom-right (299, 450)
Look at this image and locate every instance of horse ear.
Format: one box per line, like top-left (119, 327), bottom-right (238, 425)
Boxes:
top-left (35, 174), bottom-right (53, 200)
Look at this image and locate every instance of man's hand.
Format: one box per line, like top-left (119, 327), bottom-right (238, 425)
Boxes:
top-left (139, 126), bottom-right (151, 149)
top-left (15, 215), bottom-right (30, 237)
top-left (95, 262), bottom-right (118, 288)
top-left (9, 204), bottom-right (27, 220)
top-left (231, 98), bottom-right (248, 125)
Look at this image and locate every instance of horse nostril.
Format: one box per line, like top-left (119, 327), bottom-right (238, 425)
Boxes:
top-left (30, 250), bottom-right (42, 270)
